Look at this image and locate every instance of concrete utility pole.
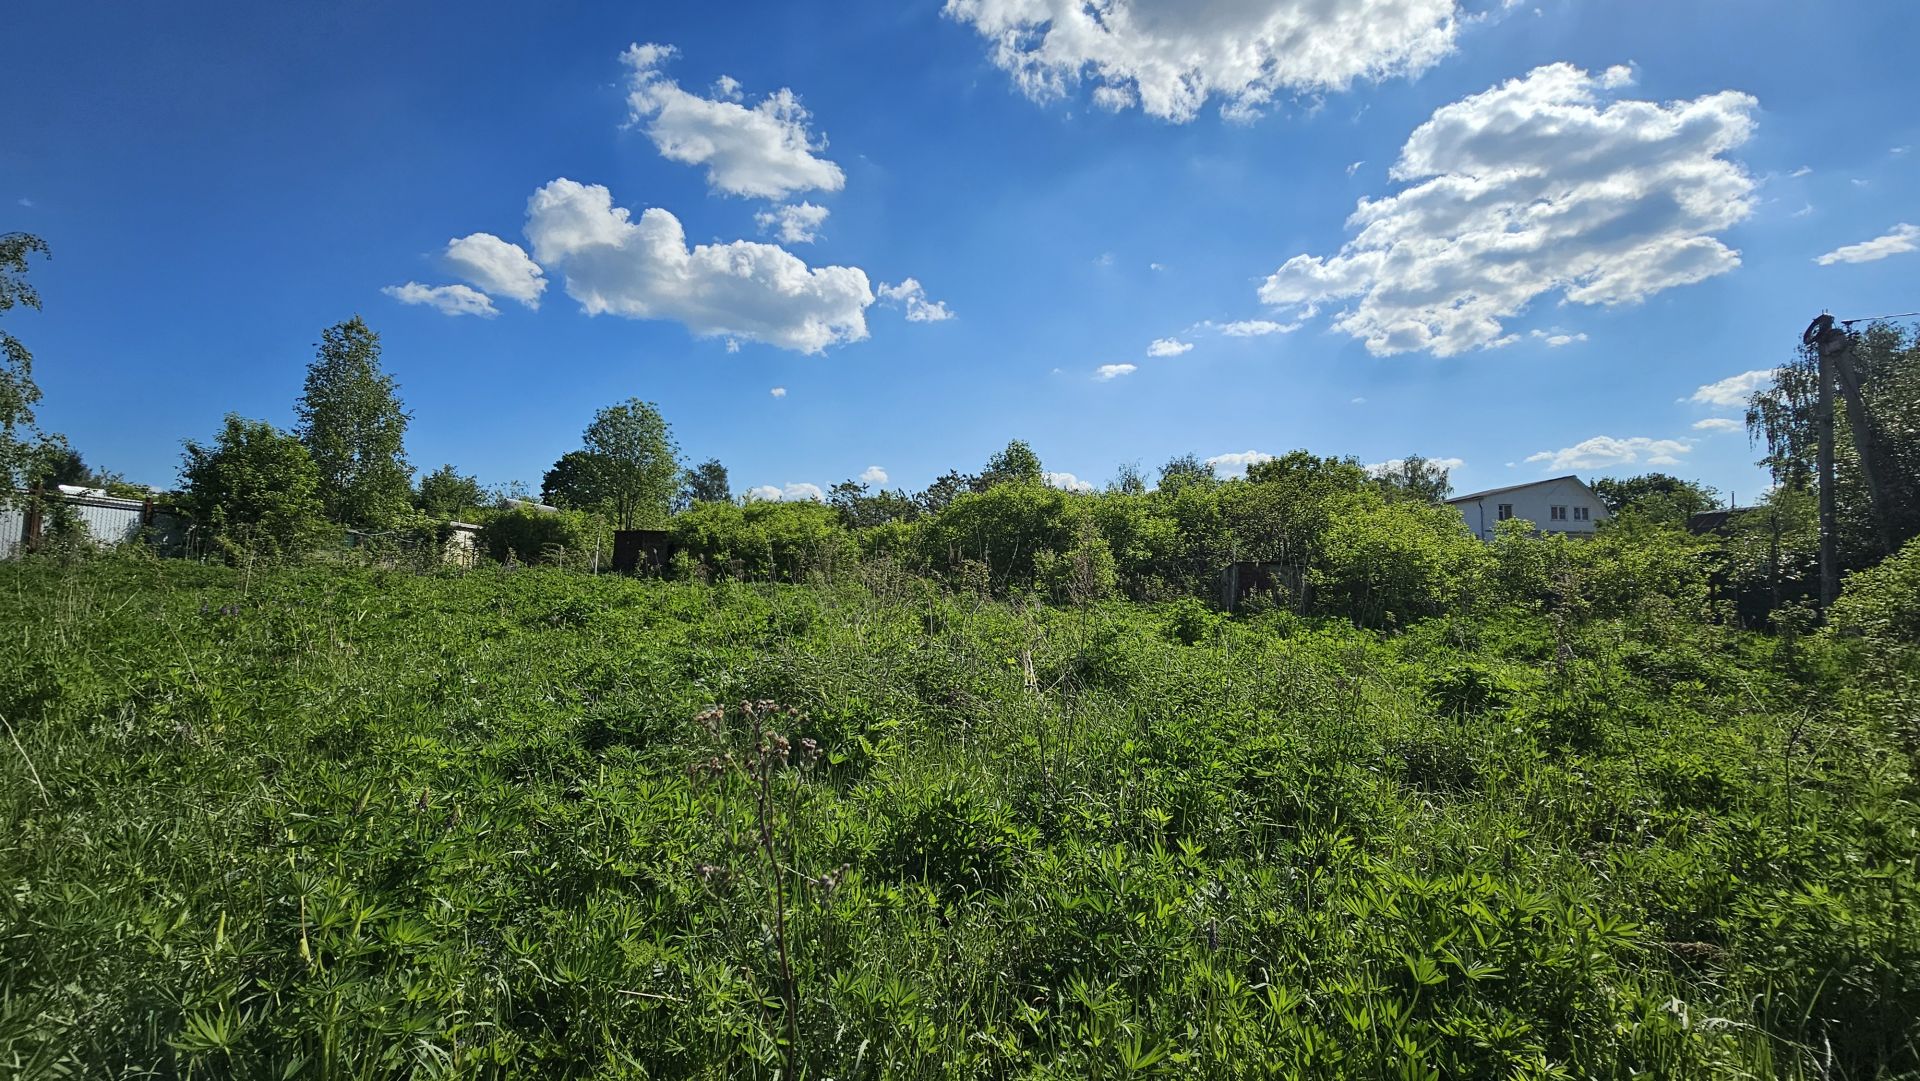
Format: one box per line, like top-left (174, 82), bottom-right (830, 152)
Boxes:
top-left (1804, 316), bottom-right (1838, 609)
top-left (1803, 314), bottom-right (1899, 609)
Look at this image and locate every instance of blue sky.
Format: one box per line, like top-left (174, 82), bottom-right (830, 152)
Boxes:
top-left (7, 0), bottom-right (1917, 503)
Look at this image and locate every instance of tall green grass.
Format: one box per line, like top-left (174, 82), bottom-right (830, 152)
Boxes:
top-left (0, 556), bottom-right (1914, 1078)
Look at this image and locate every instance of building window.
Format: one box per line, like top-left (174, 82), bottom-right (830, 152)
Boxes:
top-left (1550, 506), bottom-right (1568, 521)
top-left (1574, 506), bottom-right (1590, 522)
top-left (1497, 503), bottom-right (1514, 521)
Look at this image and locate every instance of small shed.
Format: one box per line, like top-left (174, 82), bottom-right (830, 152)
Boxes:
top-left (611, 529), bottom-right (675, 575)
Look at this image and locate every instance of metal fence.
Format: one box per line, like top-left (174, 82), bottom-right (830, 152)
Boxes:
top-left (1, 490), bottom-right (182, 558)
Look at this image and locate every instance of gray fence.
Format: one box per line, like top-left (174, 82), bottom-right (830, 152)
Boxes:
top-left (1, 490), bottom-right (183, 558)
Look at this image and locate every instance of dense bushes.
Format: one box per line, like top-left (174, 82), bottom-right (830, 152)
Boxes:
top-left (670, 498), bottom-right (852, 580)
top-left (477, 505), bottom-right (611, 567)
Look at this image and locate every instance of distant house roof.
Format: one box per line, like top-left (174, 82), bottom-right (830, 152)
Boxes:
top-left (1445, 475), bottom-right (1590, 504)
top-left (1685, 507), bottom-right (1759, 535)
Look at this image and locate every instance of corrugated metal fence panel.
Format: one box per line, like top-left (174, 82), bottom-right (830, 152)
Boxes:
top-left (0, 505), bottom-right (23, 559)
top-left (68, 497), bottom-right (145, 546)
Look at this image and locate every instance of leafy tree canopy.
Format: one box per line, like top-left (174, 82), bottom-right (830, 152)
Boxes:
top-left (542, 450), bottom-right (605, 512)
top-left (1156, 453), bottom-right (1215, 494)
top-left (1591, 473), bottom-right (1719, 525)
top-left (179, 415), bottom-right (329, 561)
top-left (1, 233), bottom-right (52, 505)
top-left (680, 458), bottom-right (731, 509)
top-left (974, 439), bottom-right (1043, 491)
top-left (1371, 454), bottom-right (1455, 504)
top-left (417, 464), bottom-right (487, 519)
top-left (296, 317), bottom-right (412, 529)
top-left (580, 398), bottom-right (681, 529)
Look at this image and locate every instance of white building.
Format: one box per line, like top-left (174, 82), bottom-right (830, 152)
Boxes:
top-left (1447, 475), bottom-right (1609, 541)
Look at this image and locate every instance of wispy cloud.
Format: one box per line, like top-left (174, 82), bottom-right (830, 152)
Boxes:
top-left (1815, 223), bottom-right (1918, 266)
top-left (383, 282), bottom-right (498, 317)
top-left (1094, 363), bottom-right (1137, 381)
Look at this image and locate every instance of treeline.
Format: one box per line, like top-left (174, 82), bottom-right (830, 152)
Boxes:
top-left (6, 225), bottom-right (1916, 629)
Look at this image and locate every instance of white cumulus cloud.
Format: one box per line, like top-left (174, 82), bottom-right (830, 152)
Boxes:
top-left (755, 202), bottom-right (830, 244)
top-left (444, 233), bottom-right (546, 307)
top-left (876, 278), bottom-right (956, 322)
top-left (1094, 363), bottom-right (1137, 381)
top-left (1814, 223), bottom-right (1918, 266)
top-left (859, 465), bottom-right (889, 485)
top-left (622, 43), bottom-right (845, 200)
top-left (770, 386), bottom-right (787, 398)
top-left (1526, 436), bottom-right (1692, 470)
top-left (382, 282), bottom-right (498, 317)
top-left (524, 178), bottom-right (873, 354)
top-left (944, 0), bottom-right (1460, 123)
top-left (1205, 449), bottom-right (1274, 477)
top-left (1147, 337), bottom-right (1193, 357)
top-left (1689, 369), bottom-right (1772, 408)
top-left (1259, 63), bottom-right (1759, 356)
top-left (746, 482), bottom-right (825, 502)
top-left (1693, 417), bottom-right (1741, 432)
top-left (1044, 471), bottom-right (1094, 492)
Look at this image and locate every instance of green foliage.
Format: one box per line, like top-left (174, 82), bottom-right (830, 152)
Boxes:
top-left (1829, 534), bottom-right (1920, 646)
top-left (680, 457), bottom-right (731, 508)
top-left (1315, 496), bottom-right (1486, 628)
top-left (1592, 473), bottom-right (1720, 525)
top-left (1370, 453), bottom-right (1456, 503)
top-left (177, 415), bottom-right (331, 561)
top-left (540, 449), bottom-right (603, 511)
top-left (974, 438), bottom-right (1042, 490)
top-left (415, 463), bottom-right (486, 519)
top-left (296, 316), bottom-right (413, 528)
top-left (918, 481), bottom-right (1077, 592)
top-left (1, 557), bottom-right (1915, 1078)
top-left (476, 505), bottom-right (611, 567)
top-left (0, 232), bottom-right (51, 506)
top-left (671, 498), bottom-right (851, 580)
top-left (1749, 321), bottom-right (1920, 565)
top-left (580, 398), bottom-right (681, 529)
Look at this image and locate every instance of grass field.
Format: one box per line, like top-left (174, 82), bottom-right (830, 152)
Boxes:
top-left (1, 554), bottom-right (1916, 1078)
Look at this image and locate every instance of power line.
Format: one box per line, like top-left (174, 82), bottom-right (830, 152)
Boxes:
top-left (1838, 309), bottom-right (1920, 326)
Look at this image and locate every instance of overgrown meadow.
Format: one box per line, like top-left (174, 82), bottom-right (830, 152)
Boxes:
top-left (2, 552), bottom-right (1917, 1079)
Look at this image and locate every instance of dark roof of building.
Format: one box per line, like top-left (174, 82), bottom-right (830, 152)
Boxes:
top-left (1685, 507), bottom-right (1759, 535)
top-left (1445, 475), bottom-right (1588, 505)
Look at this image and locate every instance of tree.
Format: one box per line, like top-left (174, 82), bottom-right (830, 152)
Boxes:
top-left (542, 451), bottom-right (605, 511)
top-left (829, 479), bottom-right (918, 529)
top-left (580, 398), bottom-right (680, 529)
top-left (1156, 453), bottom-right (1215, 494)
top-left (973, 439), bottom-right (1043, 490)
top-left (1590, 473), bottom-right (1719, 525)
top-left (296, 317), bottom-right (412, 528)
top-left (416, 464), bottom-right (486, 519)
top-left (179, 415), bottom-right (329, 560)
top-left (917, 469), bottom-right (971, 514)
top-left (1, 233), bottom-right (52, 506)
top-left (681, 458), bottom-right (731, 508)
top-left (37, 445), bottom-right (124, 491)
top-left (1371, 454), bottom-right (1455, 504)
top-left (1107, 461), bottom-right (1147, 495)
